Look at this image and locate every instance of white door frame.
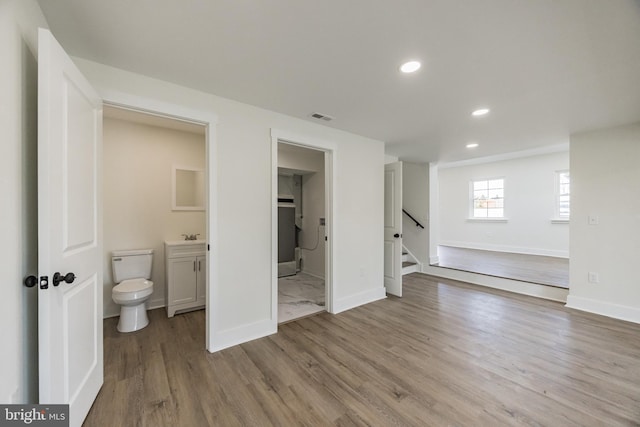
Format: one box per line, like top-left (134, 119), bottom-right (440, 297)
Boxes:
top-left (100, 92), bottom-right (218, 351)
top-left (270, 129), bottom-right (336, 327)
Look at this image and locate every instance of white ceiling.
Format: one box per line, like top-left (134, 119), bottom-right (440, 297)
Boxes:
top-left (37, 0), bottom-right (640, 163)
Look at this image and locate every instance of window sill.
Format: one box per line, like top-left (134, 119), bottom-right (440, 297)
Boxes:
top-left (551, 218), bottom-right (570, 224)
top-left (466, 218), bottom-right (508, 223)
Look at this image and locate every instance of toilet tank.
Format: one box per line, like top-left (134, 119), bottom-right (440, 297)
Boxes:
top-left (112, 249), bottom-right (154, 283)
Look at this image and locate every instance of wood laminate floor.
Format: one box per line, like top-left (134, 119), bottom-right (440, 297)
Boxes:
top-left (86, 273), bottom-right (640, 426)
top-left (436, 245), bottom-right (569, 288)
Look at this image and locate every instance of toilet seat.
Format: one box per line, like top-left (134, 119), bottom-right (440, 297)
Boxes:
top-left (113, 278), bottom-right (153, 301)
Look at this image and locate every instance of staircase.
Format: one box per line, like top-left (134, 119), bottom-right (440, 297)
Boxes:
top-left (402, 249), bottom-right (418, 275)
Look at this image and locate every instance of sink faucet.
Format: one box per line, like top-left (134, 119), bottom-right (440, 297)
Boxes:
top-left (181, 233), bottom-right (201, 241)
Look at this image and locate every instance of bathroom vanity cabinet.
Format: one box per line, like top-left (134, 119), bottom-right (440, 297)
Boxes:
top-left (164, 241), bottom-right (206, 317)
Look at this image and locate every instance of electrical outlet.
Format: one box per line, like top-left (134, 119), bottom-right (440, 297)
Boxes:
top-left (588, 272), bottom-right (599, 283)
top-left (588, 215), bottom-right (599, 225)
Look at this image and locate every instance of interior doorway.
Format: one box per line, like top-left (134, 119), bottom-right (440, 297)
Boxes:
top-left (277, 142), bottom-right (327, 323)
top-left (271, 130), bottom-right (335, 326)
top-left (102, 103), bottom-right (210, 339)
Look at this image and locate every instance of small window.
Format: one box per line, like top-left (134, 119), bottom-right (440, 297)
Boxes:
top-left (556, 171), bottom-right (570, 218)
top-left (471, 178), bottom-right (504, 218)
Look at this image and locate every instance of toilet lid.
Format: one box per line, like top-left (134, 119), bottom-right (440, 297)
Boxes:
top-left (113, 278), bottom-right (153, 294)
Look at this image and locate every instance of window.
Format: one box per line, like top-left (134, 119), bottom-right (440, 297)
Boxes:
top-left (556, 171), bottom-right (570, 218)
top-left (472, 178), bottom-right (504, 218)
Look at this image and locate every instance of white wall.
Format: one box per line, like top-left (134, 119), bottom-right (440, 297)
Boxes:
top-left (438, 151), bottom-right (569, 257)
top-left (0, 0), bottom-right (48, 404)
top-left (72, 58), bottom-right (385, 350)
top-left (103, 117), bottom-right (206, 317)
top-left (402, 162), bottom-right (429, 267)
top-left (567, 122), bottom-right (640, 323)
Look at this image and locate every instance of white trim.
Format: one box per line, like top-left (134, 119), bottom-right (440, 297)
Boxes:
top-left (428, 163), bottom-right (440, 268)
top-left (271, 128), bottom-right (338, 151)
top-left (324, 149), bottom-right (335, 313)
top-left (271, 137), bottom-right (279, 331)
top-left (566, 295), bottom-right (640, 324)
top-left (148, 298), bottom-right (165, 311)
top-left (103, 310), bottom-right (118, 319)
top-left (270, 129), bottom-right (336, 322)
top-left (300, 270), bottom-right (325, 280)
top-left (101, 90), bottom-right (219, 126)
top-left (439, 241), bottom-right (569, 258)
top-left (100, 92), bottom-right (219, 353)
top-left (333, 287), bottom-right (387, 314)
top-left (466, 218), bottom-right (508, 223)
top-left (402, 264), bottom-right (418, 275)
top-left (438, 143), bottom-right (569, 169)
top-left (554, 169), bottom-right (570, 220)
top-left (210, 319), bottom-right (276, 353)
top-left (421, 266), bottom-right (569, 302)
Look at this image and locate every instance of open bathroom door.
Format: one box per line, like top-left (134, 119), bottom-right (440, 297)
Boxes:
top-left (37, 28), bottom-right (103, 427)
top-left (384, 162), bottom-right (403, 297)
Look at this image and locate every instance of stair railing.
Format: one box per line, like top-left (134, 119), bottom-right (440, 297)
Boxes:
top-left (402, 209), bottom-right (425, 229)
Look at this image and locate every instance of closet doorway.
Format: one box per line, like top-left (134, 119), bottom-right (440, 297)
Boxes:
top-left (273, 137), bottom-right (334, 324)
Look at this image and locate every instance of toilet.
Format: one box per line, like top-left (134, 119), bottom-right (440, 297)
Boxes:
top-left (111, 249), bottom-right (154, 333)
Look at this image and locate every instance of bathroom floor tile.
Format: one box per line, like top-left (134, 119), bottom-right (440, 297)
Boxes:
top-left (278, 273), bottom-right (325, 323)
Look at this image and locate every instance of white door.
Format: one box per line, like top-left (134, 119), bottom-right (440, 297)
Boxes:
top-left (384, 162), bottom-right (403, 296)
top-left (38, 28), bottom-right (103, 427)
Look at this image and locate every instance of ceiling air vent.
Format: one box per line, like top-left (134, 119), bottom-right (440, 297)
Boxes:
top-left (310, 112), bottom-right (334, 122)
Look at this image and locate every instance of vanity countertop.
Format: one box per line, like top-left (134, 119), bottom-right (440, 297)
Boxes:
top-left (165, 239), bottom-right (206, 246)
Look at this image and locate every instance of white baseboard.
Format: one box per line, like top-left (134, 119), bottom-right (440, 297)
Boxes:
top-left (278, 261), bottom-right (296, 277)
top-left (439, 240), bottom-right (569, 259)
top-left (402, 264), bottom-right (418, 275)
top-left (209, 318), bottom-right (276, 353)
top-left (103, 308), bottom-right (119, 319)
top-left (421, 265), bottom-right (569, 302)
top-left (149, 298), bottom-right (165, 311)
top-left (566, 295), bottom-right (640, 324)
top-left (332, 287), bottom-right (386, 314)
top-left (300, 270), bottom-right (325, 280)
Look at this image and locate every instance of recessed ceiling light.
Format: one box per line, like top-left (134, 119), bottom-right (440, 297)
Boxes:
top-left (466, 143), bottom-right (479, 148)
top-left (400, 61), bottom-right (421, 73)
top-left (472, 108), bottom-right (490, 116)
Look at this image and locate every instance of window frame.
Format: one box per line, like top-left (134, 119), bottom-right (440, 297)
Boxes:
top-left (554, 170), bottom-right (570, 221)
top-left (469, 177), bottom-right (506, 220)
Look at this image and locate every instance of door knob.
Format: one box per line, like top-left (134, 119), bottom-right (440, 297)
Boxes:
top-left (52, 272), bottom-right (76, 287)
top-left (394, 233), bottom-right (400, 238)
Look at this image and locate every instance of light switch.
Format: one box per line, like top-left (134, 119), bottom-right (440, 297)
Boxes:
top-left (588, 215), bottom-right (599, 225)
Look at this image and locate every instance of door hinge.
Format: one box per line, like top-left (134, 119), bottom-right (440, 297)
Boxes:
top-left (39, 276), bottom-right (49, 290)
